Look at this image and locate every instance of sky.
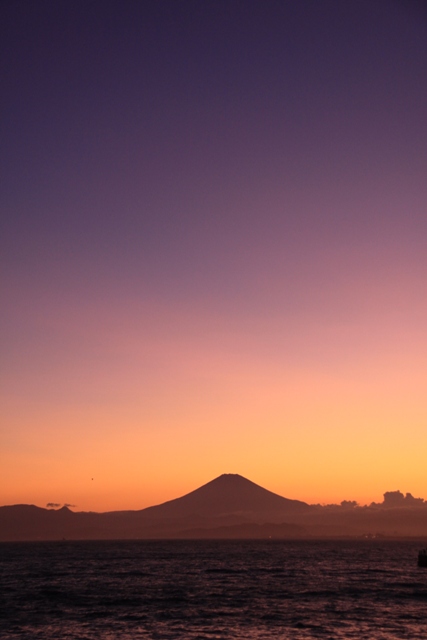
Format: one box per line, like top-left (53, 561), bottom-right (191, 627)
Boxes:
top-left (1, 0), bottom-right (427, 512)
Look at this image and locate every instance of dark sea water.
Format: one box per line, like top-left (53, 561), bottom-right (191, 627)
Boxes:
top-left (0, 540), bottom-right (426, 639)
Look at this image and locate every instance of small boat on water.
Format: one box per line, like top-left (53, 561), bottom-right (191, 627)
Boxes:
top-left (418, 549), bottom-right (427, 567)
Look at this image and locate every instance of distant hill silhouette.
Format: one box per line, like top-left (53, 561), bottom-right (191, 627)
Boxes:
top-left (1, 474), bottom-right (426, 541)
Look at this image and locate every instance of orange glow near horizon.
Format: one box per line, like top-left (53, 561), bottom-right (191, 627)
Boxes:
top-left (2, 0), bottom-right (427, 521)
top-left (2, 281), bottom-right (426, 512)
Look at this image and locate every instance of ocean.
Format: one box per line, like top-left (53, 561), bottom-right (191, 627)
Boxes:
top-left (0, 540), bottom-right (426, 639)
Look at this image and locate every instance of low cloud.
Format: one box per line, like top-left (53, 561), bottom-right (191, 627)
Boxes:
top-left (340, 500), bottom-right (359, 508)
top-left (383, 491), bottom-right (425, 507)
top-left (46, 502), bottom-right (76, 509)
top-left (368, 491), bottom-right (426, 508)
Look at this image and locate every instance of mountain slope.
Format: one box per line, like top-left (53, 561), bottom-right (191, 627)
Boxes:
top-left (139, 473), bottom-right (310, 521)
top-left (0, 474), bottom-right (311, 540)
top-left (2, 475), bottom-right (426, 541)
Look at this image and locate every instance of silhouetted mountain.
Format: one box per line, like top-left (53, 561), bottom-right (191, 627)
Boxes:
top-left (0, 475), bottom-right (311, 541)
top-left (1, 476), bottom-right (427, 541)
top-left (139, 473), bottom-right (311, 521)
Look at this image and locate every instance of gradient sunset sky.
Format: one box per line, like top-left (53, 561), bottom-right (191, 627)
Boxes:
top-left (1, 0), bottom-right (426, 512)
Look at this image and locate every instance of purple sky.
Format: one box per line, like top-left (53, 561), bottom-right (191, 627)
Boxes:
top-left (1, 1), bottom-right (427, 509)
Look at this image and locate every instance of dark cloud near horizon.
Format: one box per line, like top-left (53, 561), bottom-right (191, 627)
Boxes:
top-left (317, 491), bottom-right (426, 510)
top-left (46, 502), bottom-right (76, 509)
top-left (382, 491), bottom-right (425, 507)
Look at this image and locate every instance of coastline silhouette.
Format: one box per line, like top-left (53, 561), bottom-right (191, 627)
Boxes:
top-left (1, 474), bottom-right (426, 541)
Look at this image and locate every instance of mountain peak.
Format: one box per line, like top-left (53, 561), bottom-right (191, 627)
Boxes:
top-left (213, 473), bottom-right (248, 482)
top-left (143, 473), bottom-right (310, 521)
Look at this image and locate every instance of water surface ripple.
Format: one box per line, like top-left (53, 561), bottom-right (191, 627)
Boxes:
top-left (1, 540), bottom-right (426, 639)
